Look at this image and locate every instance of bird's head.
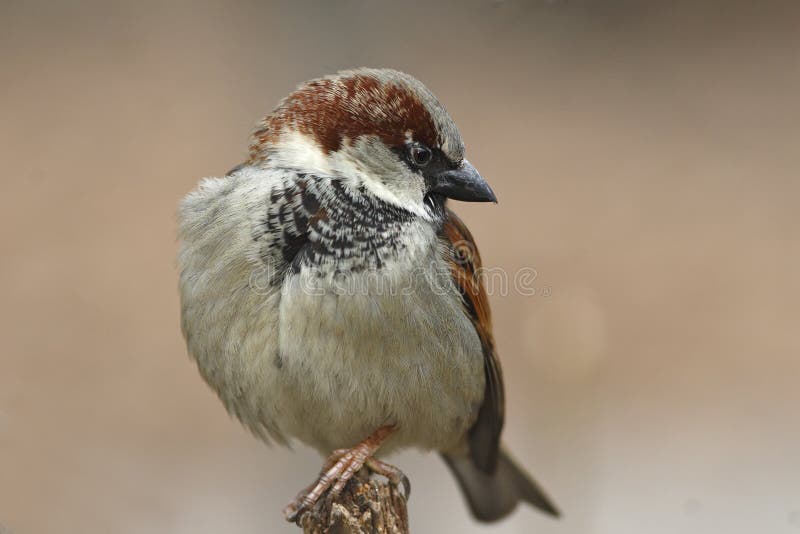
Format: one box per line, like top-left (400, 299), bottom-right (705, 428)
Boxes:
top-left (248, 68), bottom-right (496, 218)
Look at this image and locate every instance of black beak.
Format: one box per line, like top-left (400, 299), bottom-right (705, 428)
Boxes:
top-left (429, 160), bottom-right (497, 203)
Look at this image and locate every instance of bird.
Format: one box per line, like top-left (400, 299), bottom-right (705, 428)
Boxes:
top-left (178, 68), bottom-right (559, 523)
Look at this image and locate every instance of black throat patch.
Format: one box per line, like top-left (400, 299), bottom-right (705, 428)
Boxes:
top-left (255, 172), bottom-right (420, 276)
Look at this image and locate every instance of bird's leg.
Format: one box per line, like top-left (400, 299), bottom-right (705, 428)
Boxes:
top-left (283, 425), bottom-right (398, 522)
top-left (282, 450), bottom-right (346, 515)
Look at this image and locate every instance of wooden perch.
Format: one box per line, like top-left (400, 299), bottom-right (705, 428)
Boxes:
top-left (294, 469), bottom-right (409, 534)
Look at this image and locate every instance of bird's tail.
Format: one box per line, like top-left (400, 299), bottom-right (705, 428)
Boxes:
top-left (441, 448), bottom-right (560, 522)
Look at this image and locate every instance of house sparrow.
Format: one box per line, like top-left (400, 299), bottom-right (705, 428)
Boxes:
top-left (178, 68), bottom-right (559, 523)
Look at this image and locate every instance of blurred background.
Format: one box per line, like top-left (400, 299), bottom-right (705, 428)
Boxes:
top-left (2, 1), bottom-right (799, 532)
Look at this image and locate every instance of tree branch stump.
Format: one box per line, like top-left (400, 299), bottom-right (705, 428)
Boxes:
top-left (294, 469), bottom-right (409, 534)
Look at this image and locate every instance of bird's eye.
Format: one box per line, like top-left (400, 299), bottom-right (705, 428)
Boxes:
top-left (409, 144), bottom-right (432, 167)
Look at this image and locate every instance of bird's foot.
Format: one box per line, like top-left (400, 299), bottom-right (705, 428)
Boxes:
top-left (365, 456), bottom-right (411, 498)
top-left (283, 425), bottom-right (405, 522)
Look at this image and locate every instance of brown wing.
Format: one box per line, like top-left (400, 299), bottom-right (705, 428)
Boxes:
top-left (440, 208), bottom-right (505, 474)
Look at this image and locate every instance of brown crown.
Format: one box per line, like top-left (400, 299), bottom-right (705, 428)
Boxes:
top-left (249, 73), bottom-right (439, 162)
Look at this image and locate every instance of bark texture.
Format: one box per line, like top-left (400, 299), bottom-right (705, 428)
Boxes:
top-left (295, 470), bottom-right (409, 534)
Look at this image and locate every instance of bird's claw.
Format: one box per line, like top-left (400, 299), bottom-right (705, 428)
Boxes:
top-left (282, 426), bottom-right (401, 523)
top-left (282, 447), bottom-right (364, 523)
top-left (365, 456), bottom-right (411, 498)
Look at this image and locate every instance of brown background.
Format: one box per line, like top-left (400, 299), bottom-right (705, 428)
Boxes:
top-left (2, 1), bottom-right (799, 533)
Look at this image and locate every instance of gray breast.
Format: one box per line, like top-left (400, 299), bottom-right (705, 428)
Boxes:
top-left (273, 218), bottom-right (486, 454)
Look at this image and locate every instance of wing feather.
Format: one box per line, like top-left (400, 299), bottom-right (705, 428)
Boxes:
top-left (439, 208), bottom-right (505, 474)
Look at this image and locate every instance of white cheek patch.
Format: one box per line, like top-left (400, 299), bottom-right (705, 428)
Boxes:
top-left (335, 139), bottom-right (431, 219)
top-left (357, 172), bottom-right (429, 219)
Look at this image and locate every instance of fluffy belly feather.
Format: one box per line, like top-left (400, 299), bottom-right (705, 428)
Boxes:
top-left (272, 266), bottom-right (485, 455)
